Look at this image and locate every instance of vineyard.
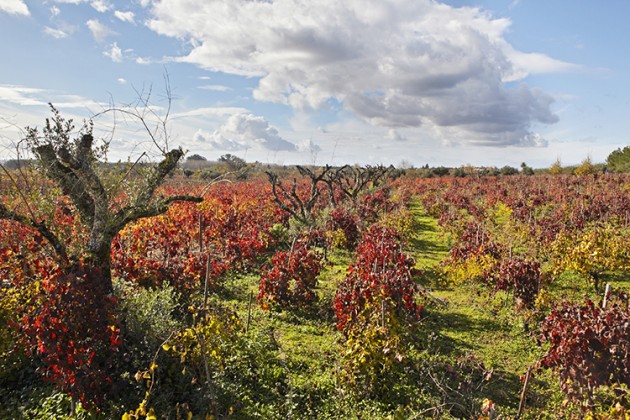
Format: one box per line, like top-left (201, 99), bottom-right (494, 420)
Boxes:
top-left (1, 158), bottom-right (629, 417)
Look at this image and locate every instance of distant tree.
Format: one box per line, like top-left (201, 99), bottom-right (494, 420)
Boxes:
top-left (520, 162), bottom-right (535, 176)
top-left (605, 146), bottom-right (630, 173)
top-left (574, 157), bottom-right (596, 176)
top-left (499, 165), bottom-right (518, 176)
top-left (219, 153), bottom-right (247, 172)
top-left (548, 158), bottom-right (563, 175)
top-left (2, 158), bottom-right (34, 170)
top-left (186, 153), bottom-right (207, 161)
top-left (431, 166), bottom-right (450, 177)
top-left (451, 167), bottom-right (466, 177)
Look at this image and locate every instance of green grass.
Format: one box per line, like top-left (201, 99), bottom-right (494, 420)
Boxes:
top-left (7, 199), bottom-right (625, 418)
top-left (210, 202), bottom-right (569, 418)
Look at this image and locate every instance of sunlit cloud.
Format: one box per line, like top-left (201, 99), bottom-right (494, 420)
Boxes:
top-left (0, 0), bottom-right (29, 16)
top-left (146, 0), bottom-right (573, 147)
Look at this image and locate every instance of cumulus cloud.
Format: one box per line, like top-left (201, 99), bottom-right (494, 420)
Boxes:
top-left (146, 0), bottom-right (572, 147)
top-left (296, 138), bottom-right (322, 153)
top-left (114, 10), bottom-right (135, 23)
top-left (86, 18), bottom-right (115, 42)
top-left (104, 42), bottom-right (122, 62)
top-left (0, 0), bottom-right (29, 15)
top-left (194, 113), bottom-right (299, 152)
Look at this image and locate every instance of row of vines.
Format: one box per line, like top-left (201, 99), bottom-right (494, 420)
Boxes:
top-left (1, 169), bottom-right (629, 418)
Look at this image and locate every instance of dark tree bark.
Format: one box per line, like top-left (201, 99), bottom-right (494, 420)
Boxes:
top-left (266, 165), bottom-right (334, 224)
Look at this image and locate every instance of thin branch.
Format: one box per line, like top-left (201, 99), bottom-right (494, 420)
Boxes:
top-left (0, 161), bottom-right (38, 222)
top-left (0, 201), bottom-right (69, 264)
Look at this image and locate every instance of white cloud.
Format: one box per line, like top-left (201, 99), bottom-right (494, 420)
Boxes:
top-left (90, 0), bottom-right (111, 13)
top-left (0, 85), bottom-right (45, 106)
top-left (146, 0), bottom-right (573, 147)
top-left (114, 10), bottom-right (135, 23)
top-left (135, 56), bottom-right (151, 65)
top-left (387, 129), bottom-right (406, 142)
top-left (117, 78), bottom-right (127, 84)
top-left (0, 0), bottom-right (29, 15)
top-left (104, 42), bottom-right (122, 62)
top-left (43, 19), bottom-right (78, 39)
top-left (44, 26), bottom-right (69, 39)
top-left (296, 138), bottom-right (322, 153)
top-left (86, 18), bottom-right (115, 42)
top-left (198, 84), bottom-right (231, 92)
top-left (171, 107), bottom-right (249, 119)
top-left (194, 113), bottom-right (298, 152)
top-left (50, 6), bottom-right (61, 17)
top-left (0, 84), bottom-right (102, 110)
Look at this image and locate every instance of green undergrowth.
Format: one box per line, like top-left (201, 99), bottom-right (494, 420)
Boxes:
top-left (6, 199), bottom-right (626, 418)
top-left (200, 202), bottom-right (573, 418)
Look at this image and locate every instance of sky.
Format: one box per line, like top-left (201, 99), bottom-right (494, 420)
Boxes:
top-left (0, 0), bottom-right (628, 168)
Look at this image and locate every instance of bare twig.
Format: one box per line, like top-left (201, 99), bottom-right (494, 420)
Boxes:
top-left (517, 366), bottom-right (533, 419)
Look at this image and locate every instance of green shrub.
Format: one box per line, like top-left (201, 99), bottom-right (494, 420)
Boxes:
top-left (114, 280), bottom-right (183, 366)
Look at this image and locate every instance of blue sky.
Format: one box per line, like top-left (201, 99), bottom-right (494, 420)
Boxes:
top-left (0, 0), bottom-right (628, 168)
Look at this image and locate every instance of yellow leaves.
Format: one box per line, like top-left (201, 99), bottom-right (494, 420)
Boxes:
top-left (325, 228), bottom-right (347, 249)
top-left (551, 222), bottom-right (630, 283)
top-left (487, 201), bottom-right (513, 228)
top-left (161, 343), bottom-right (171, 351)
top-left (442, 254), bottom-right (497, 285)
top-left (150, 362), bottom-right (158, 371)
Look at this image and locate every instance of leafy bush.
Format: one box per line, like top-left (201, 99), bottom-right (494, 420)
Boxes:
top-left (325, 207), bottom-right (359, 250)
top-left (161, 306), bottom-right (287, 418)
top-left (115, 280), bottom-right (182, 366)
top-left (339, 302), bottom-right (413, 400)
top-left (20, 263), bottom-right (121, 411)
top-left (538, 291), bottom-right (630, 409)
top-left (356, 186), bottom-right (397, 226)
top-left (487, 258), bottom-right (542, 309)
top-left (378, 207), bottom-right (416, 241)
top-left (551, 223), bottom-right (629, 290)
top-left (332, 225), bottom-right (422, 335)
top-left (332, 226), bottom-right (423, 400)
top-left (258, 241), bottom-right (323, 311)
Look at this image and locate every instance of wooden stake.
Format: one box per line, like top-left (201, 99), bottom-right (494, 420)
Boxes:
top-left (381, 299), bottom-right (386, 329)
top-left (246, 290), bottom-right (253, 333)
top-left (603, 283), bottom-right (611, 309)
top-left (516, 366), bottom-right (532, 419)
top-left (203, 255), bottom-right (210, 309)
top-left (198, 213), bottom-right (203, 252)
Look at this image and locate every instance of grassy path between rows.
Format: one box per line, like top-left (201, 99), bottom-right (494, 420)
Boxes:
top-left (217, 199), bottom-right (565, 417)
top-left (407, 199), bottom-right (560, 417)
